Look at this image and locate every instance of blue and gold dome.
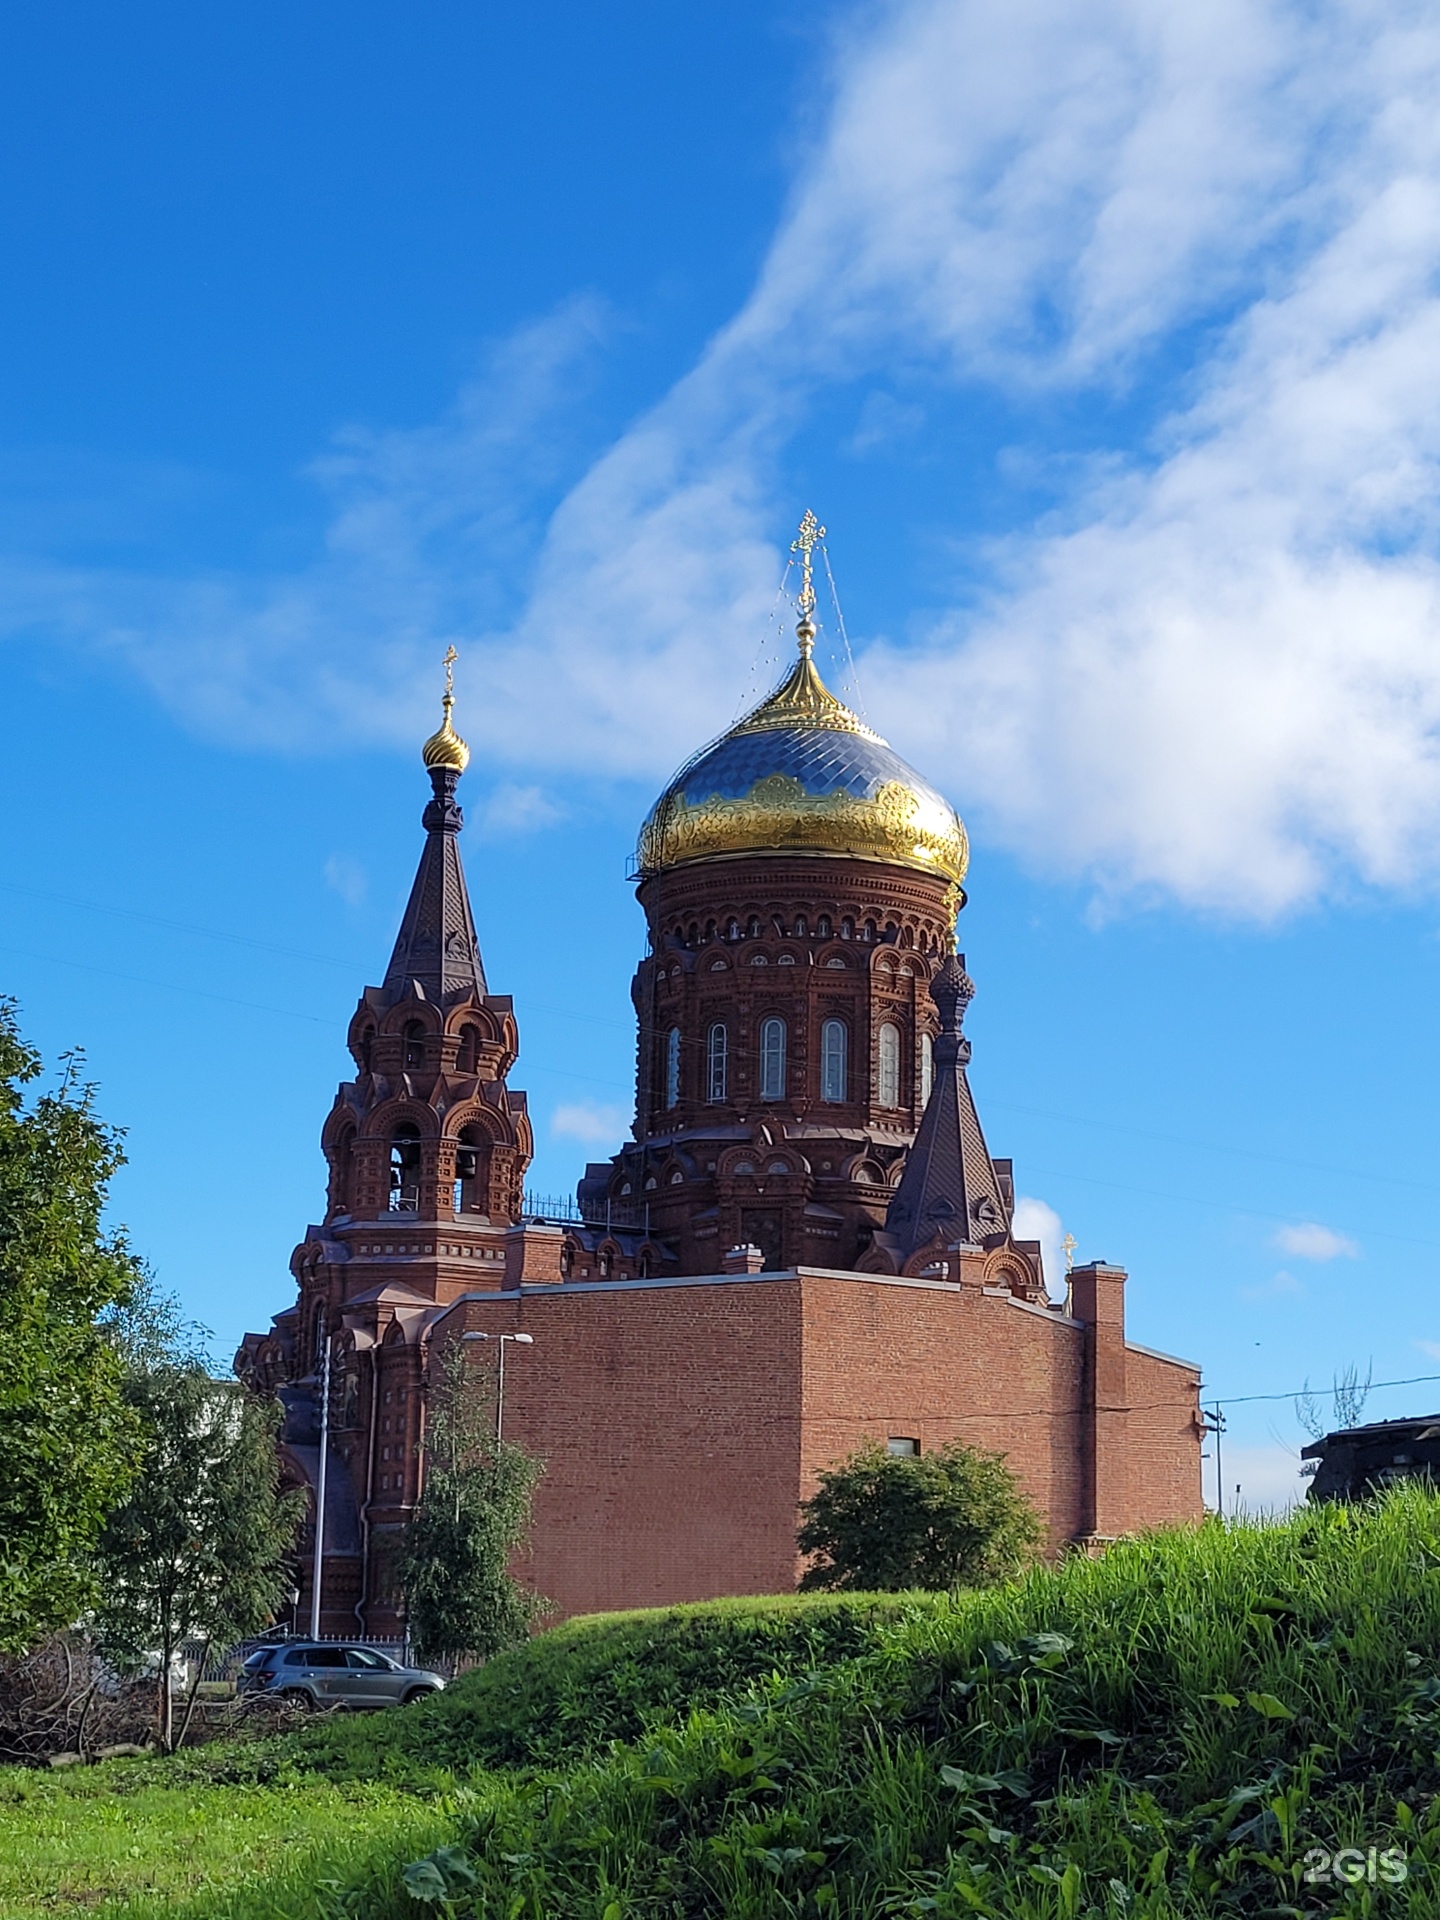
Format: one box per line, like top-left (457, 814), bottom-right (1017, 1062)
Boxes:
top-left (636, 632), bottom-right (968, 888)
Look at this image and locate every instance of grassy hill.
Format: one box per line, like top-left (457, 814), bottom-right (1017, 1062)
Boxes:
top-left (6, 1492), bottom-right (1440, 1915)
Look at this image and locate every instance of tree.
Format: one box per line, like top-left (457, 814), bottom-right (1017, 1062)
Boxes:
top-left (1296, 1364), bottom-right (1372, 1467)
top-left (0, 1000), bottom-right (146, 1652)
top-left (397, 1342), bottom-right (545, 1666)
top-left (797, 1439), bottom-right (1043, 1593)
top-left (92, 1356), bottom-right (306, 1751)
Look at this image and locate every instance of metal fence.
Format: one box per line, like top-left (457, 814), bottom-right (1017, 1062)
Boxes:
top-left (521, 1188), bottom-right (648, 1233)
top-left (182, 1630), bottom-right (451, 1686)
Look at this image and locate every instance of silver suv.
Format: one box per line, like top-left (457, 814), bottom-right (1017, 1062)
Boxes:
top-left (240, 1642), bottom-right (446, 1709)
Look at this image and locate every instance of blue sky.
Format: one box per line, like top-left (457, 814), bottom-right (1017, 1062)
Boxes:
top-left (5, 0), bottom-right (1440, 1510)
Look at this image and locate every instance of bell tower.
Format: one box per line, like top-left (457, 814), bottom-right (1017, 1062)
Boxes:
top-left (237, 652), bottom-right (539, 1633)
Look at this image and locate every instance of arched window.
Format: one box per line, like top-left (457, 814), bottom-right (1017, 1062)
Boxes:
top-left (920, 1031), bottom-right (934, 1106)
top-left (389, 1123), bottom-right (421, 1212)
top-left (707, 1023), bottom-right (728, 1102)
top-left (818, 914), bottom-right (832, 938)
top-left (748, 916), bottom-right (762, 938)
top-left (821, 1019), bottom-right (847, 1102)
top-left (665, 1026), bottom-right (681, 1107)
top-left (453, 1122), bottom-right (485, 1214)
top-left (358, 1025), bottom-right (375, 1072)
top-left (402, 1020), bottom-right (425, 1069)
top-left (840, 917), bottom-right (853, 939)
top-left (760, 1017), bottom-right (786, 1101)
top-left (794, 915), bottom-right (808, 937)
top-left (727, 918), bottom-right (740, 940)
top-left (331, 1128), bottom-right (356, 1215)
top-left (878, 1023), bottom-right (901, 1107)
top-left (456, 1024), bottom-right (481, 1075)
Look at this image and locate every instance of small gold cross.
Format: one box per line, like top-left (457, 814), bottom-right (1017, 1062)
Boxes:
top-left (791, 509), bottom-right (826, 619)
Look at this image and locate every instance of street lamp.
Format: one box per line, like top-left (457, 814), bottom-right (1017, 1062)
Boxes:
top-left (461, 1330), bottom-right (534, 1442)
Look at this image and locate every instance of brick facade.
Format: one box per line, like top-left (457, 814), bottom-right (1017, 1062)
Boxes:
top-left (238, 659), bottom-right (1204, 1634)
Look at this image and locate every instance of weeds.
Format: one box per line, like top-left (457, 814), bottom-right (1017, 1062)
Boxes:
top-left (10, 1493), bottom-right (1440, 1915)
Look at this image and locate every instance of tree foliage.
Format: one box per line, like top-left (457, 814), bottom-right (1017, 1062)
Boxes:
top-left (92, 1356), bottom-right (306, 1750)
top-left (0, 1000), bottom-right (146, 1652)
top-left (398, 1342), bottom-right (545, 1666)
top-left (797, 1439), bottom-right (1043, 1593)
top-left (1296, 1363), bottom-right (1373, 1442)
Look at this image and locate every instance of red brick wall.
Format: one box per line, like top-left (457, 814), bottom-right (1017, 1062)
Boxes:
top-left (797, 1274), bottom-right (1089, 1552)
top-left (1122, 1345), bottom-right (1204, 1528)
top-left (453, 1280), bottom-right (807, 1619)
top-left (421, 1268), bottom-right (1202, 1622)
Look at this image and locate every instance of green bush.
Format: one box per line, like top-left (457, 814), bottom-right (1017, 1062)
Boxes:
top-left (797, 1438), bottom-right (1043, 1592)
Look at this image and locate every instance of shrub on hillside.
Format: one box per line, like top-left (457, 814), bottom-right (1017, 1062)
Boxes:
top-left (797, 1438), bottom-right (1043, 1591)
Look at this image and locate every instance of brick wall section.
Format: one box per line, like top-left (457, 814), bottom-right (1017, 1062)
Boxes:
top-left (1123, 1344), bottom-right (1204, 1528)
top-left (797, 1273), bottom-right (1089, 1554)
top-left (427, 1266), bottom-right (1202, 1621)
top-left (436, 1278), bottom-right (806, 1618)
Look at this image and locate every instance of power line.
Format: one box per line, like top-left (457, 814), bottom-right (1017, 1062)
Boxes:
top-left (0, 879), bottom-right (370, 973)
top-left (1020, 1159), bottom-right (1438, 1256)
top-left (1211, 1371), bottom-right (1440, 1409)
top-left (4, 885), bottom-right (1433, 1242)
top-left (986, 1091), bottom-right (1440, 1199)
top-left (0, 942), bottom-right (333, 1026)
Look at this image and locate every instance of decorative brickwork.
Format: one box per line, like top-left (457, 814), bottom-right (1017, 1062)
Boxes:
top-left (239, 611), bottom-right (1204, 1634)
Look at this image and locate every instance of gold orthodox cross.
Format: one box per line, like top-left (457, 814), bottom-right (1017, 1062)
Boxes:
top-left (791, 509), bottom-right (826, 619)
top-left (1062, 1232), bottom-right (1077, 1273)
top-left (443, 643), bottom-right (458, 703)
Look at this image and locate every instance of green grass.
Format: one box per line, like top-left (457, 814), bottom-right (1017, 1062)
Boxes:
top-left (12, 1495), bottom-right (1440, 1915)
top-left (0, 1771), bottom-right (447, 1919)
top-left (271, 1589), bottom-right (937, 1786)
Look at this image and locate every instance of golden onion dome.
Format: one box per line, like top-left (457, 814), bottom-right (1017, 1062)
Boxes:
top-left (636, 639), bottom-right (969, 889)
top-left (422, 645), bottom-right (470, 774)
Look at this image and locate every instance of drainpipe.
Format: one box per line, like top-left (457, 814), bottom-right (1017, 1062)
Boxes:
top-left (352, 1343), bottom-right (380, 1634)
top-left (308, 1331), bottom-right (332, 1638)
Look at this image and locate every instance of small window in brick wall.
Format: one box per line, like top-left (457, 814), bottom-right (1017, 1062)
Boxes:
top-left (886, 1436), bottom-right (920, 1457)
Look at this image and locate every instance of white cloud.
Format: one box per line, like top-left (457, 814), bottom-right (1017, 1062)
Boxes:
top-left (323, 854), bottom-right (367, 908)
top-left (551, 1101), bottom-right (631, 1148)
top-left (1273, 1222), bottom-right (1360, 1261)
top-left (1240, 1268), bottom-right (1305, 1301)
top-left (470, 783), bottom-right (565, 839)
top-left (1011, 1194), bottom-right (1065, 1299)
top-left (1414, 1339), bottom-right (1440, 1362)
top-left (13, 1), bottom-right (1440, 919)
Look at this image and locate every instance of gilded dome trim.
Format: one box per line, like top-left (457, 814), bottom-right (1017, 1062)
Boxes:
top-left (637, 771), bottom-right (969, 883)
top-left (637, 649), bottom-right (969, 888)
top-left (729, 654), bottom-right (881, 740)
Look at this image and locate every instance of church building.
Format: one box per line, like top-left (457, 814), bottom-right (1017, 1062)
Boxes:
top-left (238, 518), bottom-right (1204, 1632)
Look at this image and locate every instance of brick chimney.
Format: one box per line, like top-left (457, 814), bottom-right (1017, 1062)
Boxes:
top-left (1070, 1261), bottom-right (1130, 1542)
top-left (504, 1221), bottom-right (566, 1289)
top-left (722, 1243), bottom-right (765, 1275)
